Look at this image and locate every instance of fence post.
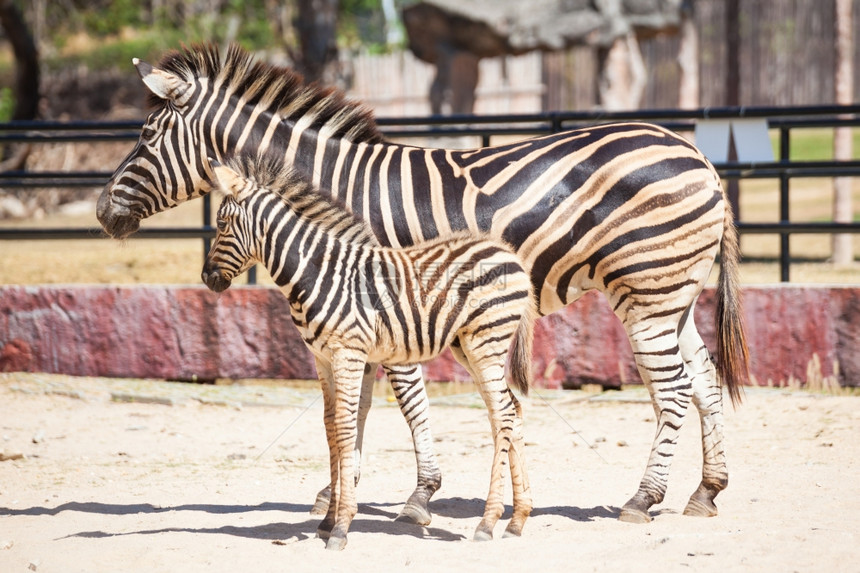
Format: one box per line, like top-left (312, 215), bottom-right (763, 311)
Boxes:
top-left (779, 126), bottom-right (791, 282)
top-left (202, 193), bottom-right (211, 264)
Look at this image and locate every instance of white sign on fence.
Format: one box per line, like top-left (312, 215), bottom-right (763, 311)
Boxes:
top-left (695, 118), bottom-right (774, 163)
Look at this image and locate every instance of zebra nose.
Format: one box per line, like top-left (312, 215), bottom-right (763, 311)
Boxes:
top-left (201, 267), bottom-right (231, 293)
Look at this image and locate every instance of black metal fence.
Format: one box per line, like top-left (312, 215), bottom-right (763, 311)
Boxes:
top-left (2, 105), bottom-right (859, 283)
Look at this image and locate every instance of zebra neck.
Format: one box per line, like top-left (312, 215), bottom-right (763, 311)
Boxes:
top-left (266, 120), bottom-right (401, 208)
top-left (200, 101), bottom-right (343, 191)
top-left (188, 95), bottom-right (310, 175)
top-left (189, 89), bottom-right (406, 225)
top-left (255, 191), bottom-right (372, 298)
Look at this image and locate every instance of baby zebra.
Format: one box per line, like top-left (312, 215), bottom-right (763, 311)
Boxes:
top-left (201, 157), bottom-right (536, 550)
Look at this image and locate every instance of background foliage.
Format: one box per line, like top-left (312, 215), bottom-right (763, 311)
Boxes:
top-left (11, 0), bottom-right (404, 72)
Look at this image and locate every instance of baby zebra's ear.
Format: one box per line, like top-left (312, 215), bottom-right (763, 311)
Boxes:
top-left (208, 157), bottom-right (244, 198)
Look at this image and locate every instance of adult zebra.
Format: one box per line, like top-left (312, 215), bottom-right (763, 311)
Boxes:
top-left (97, 44), bottom-right (749, 524)
top-left (202, 156), bottom-right (535, 548)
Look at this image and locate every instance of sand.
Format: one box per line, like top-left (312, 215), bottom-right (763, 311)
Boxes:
top-left (1, 373), bottom-right (858, 573)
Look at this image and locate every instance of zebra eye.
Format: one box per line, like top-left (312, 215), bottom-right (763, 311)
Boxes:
top-left (141, 125), bottom-right (157, 141)
top-left (216, 218), bottom-right (228, 232)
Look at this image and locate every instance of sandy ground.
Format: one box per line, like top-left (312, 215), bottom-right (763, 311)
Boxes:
top-left (1, 373), bottom-right (858, 573)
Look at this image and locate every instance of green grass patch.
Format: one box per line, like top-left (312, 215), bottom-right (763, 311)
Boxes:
top-left (44, 34), bottom-right (185, 72)
top-left (0, 87), bottom-right (14, 122)
top-left (772, 127), bottom-right (860, 161)
top-left (43, 19), bottom-right (275, 73)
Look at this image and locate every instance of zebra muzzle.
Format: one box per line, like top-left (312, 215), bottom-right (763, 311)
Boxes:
top-left (96, 188), bottom-right (141, 239)
top-left (201, 268), bottom-right (232, 293)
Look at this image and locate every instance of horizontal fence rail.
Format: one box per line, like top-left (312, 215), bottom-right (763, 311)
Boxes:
top-left (2, 105), bottom-right (859, 282)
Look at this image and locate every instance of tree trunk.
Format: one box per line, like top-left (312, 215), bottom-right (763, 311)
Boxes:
top-left (677, 0), bottom-right (699, 109)
top-left (294, 0), bottom-right (339, 84)
top-left (832, 0), bottom-right (854, 266)
top-left (597, 33), bottom-right (645, 111)
top-left (0, 0), bottom-right (40, 121)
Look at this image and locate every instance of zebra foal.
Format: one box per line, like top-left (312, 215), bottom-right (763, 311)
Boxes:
top-left (201, 157), bottom-right (536, 549)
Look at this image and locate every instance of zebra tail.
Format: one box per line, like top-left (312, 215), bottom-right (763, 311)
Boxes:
top-left (509, 312), bottom-right (535, 397)
top-left (716, 199), bottom-right (750, 407)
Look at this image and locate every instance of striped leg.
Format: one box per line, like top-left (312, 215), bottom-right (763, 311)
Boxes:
top-left (454, 337), bottom-right (532, 541)
top-left (311, 362), bottom-right (377, 515)
top-left (383, 364), bottom-right (442, 526)
top-left (502, 391), bottom-right (531, 538)
top-left (313, 359), bottom-right (338, 540)
top-left (323, 349), bottom-right (366, 551)
top-left (311, 363), bottom-right (442, 526)
top-left (619, 317), bottom-right (694, 524)
top-left (678, 309), bottom-right (729, 517)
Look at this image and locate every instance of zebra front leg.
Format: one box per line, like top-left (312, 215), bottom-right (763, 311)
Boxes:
top-left (311, 361), bottom-right (378, 516)
top-left (323, 349), bottom-right (366, 551)
top-left (383, 364), bottom-right (442, 526)
top-left (679, 318), bottom-right (729, 517)
top-left (619, 321), bottom-right (694, 524)
top-left (314, 360), bottom-right (338, 540)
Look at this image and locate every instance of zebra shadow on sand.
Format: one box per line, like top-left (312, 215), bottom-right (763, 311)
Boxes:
top-left (1, 500), bottom-right (308, 517)
top-left (3, 500), bottom-right (464, 543)
top-left (427, 496), bottom-right (620, 523)
top-left (5, 497), bottom-right (622, 543)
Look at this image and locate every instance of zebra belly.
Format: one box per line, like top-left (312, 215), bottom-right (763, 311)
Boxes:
top-left (365, 333), bottom-right (452, 366)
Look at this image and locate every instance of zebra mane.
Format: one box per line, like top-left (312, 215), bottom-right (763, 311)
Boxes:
top-left (149, 43), bottom-right (384, 144)
top-left (227, 156), bottom-right (377, 247)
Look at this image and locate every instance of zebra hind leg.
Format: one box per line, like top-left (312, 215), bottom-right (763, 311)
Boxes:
top-left (455, 335), bottom-right (531, 541)
top-left (619, 317), bottom-right (694, 524)
top-left (502, 390), bottom-right (531, 538)
top-left (678, 315), bottom-right (728, 517)
top-left (383, 364), bottom-right (442, 526)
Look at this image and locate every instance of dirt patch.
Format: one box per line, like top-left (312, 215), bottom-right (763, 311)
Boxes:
top-left (1, 373), bottom-right (858, 572)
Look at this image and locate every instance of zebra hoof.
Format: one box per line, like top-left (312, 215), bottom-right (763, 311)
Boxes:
top-left (310, 487), bottom-right (331, 515)
top-left (473, 527), bottom-right (493, 541)
top-left (683, 482), bottom-right (721, 517)
top-left (683, 496), bottom-right (718, 517)
top-left (325, 535), bottom-right (348, 551)
top-left (618, 507), bottom-right (652, 524)
top-left (502, 526), bottom-right (523, 538)
top-left (316, 516), bottom-right (334, 540)
top-left (395, 502), bottom-right (432, 526)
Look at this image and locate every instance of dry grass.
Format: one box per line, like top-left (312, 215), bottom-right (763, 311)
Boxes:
top-left (753, 353), bottom-right (859, 396)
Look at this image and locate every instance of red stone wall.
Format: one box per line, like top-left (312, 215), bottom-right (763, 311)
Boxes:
top-left (1, 285), bottom-right (857, 388)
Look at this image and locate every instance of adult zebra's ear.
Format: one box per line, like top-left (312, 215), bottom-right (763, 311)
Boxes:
top-left (133, 58), bottom-right (192, 105)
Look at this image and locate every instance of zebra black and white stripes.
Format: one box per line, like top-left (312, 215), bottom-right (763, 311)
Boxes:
top-left (202, 156), bottom-right (536, 548)
top-left (98, 43), bottom-right (749, 523)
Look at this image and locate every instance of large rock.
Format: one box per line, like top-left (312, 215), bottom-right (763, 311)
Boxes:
top-left (401, 0), bottom-right (685, 113)
top-left (405, 0), bottom-right (684, 56)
